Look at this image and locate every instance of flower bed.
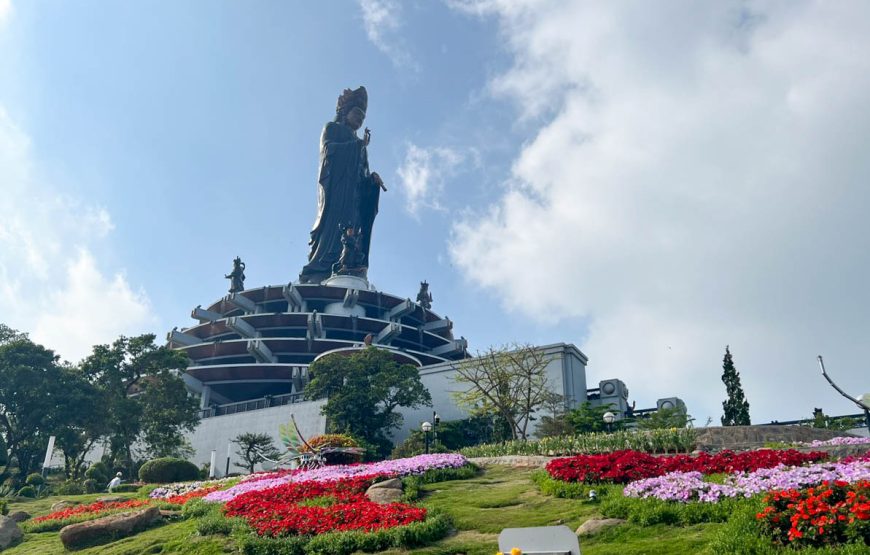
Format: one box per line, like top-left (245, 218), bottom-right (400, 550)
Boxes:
top-left (148, 476), bottom-right (237, 500)
top-left (757, 480), bottom-right (870, 547)
top-left (624, 459), bottom-right (870, 503)
top-left (225, 474), bottom-right (426, 537)
top-left (205, 453), bottom-right (469, 503)
top-left (25, 499), bottom-right (151, 532)
top-left (798, 436), bottom-right (870, 448)
top-left (546, 449), bottom-right (826, 484)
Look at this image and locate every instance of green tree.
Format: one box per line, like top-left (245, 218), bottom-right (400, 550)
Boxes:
top-left (566, 402), bottom-right (625, 434)
top-left (232, 432), bottom-right (280, 474)
top-left (53, 367), bottom-right (110, 479)
top-left (0, 332), bottom-right (67, 476)
top-left (305, 346), bottom-right (431, 457)
top-left (637, 407), bottom-right (691, 430)
top-left (450, 344), bottom-right (554, 441)
top-left (720, 345), bottom-right (751, 426)
top-left (80, 334), bottom-right (196, 475)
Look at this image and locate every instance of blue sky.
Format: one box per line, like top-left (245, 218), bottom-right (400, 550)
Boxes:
top-left (2, 1), bottom-right (870, 425)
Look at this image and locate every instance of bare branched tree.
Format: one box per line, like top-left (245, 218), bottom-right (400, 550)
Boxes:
top-left (450, 344), bottom-right (556, 441)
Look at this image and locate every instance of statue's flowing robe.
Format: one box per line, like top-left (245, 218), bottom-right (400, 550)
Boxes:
top-left (300, 121), bottom-right (380, 283)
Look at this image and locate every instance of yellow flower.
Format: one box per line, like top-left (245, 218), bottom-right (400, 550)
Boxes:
top-left (496, 552), bottom-right (504, 555)
top-left (511, 549), bottom-right (523, 555)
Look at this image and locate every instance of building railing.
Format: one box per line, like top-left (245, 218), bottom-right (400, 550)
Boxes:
top-left (199, 392), bottom-right (305, 419)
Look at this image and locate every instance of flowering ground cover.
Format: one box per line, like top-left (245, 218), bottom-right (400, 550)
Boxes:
top-left (148, 476), bottom-right (238, 500)
top-left (546, 449), bottom-right (825, 484)
top-left (224, 474), bottom-right (426, 537)
top-left (205, 453), bottom-right (469, 503)
top-left (624, 459), bottom-right (870, 503)
top-left (757, 480), bottom-right (870, 548)
top-left (24, 499), bottom-right (152, 532)
top-left (799, 436), bottom-right (870, 447)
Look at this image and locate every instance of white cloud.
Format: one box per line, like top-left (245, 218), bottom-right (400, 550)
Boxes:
top-left (0, 0), bottom-right (12, 28)
top-left (358, 0), bottom-right (419, 70)
top-left (0, 107), bottom-right (156, 363)
top-left (449, 1), bottom-right (870, 422)
top-left (396, 144), bottom-right (466, 217)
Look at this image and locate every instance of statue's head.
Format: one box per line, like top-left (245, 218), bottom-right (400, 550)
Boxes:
top-left (420, 280), bottom-right (429, 291)
top-left (336, 86), bottom-right (367, 130)
top-left (233, 256), bottom-right (242, 267)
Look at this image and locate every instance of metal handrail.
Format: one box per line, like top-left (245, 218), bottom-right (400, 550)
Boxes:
top-left (198, 392), bottom-right (305, 419)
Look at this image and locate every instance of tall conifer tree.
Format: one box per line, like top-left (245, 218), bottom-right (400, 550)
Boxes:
top-left (721, 345), bottom-right (751, 425)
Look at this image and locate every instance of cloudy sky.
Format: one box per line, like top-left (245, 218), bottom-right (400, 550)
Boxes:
top-left (1, 0), bottom-right (868, 425)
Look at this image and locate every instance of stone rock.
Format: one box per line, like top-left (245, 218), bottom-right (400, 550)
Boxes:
top-left (59, 507), bottom-right (161, 550)
top-left (366, 486), bottom-right (403, 504)
top-left (51, 500), bottom-right (77, 511)
top-left (0, 516), bottom-right (23, 549)
top-left (159, 509), bottom-right (182, 519)
top-left (369, 478), bottom-right (403, 490)
top-left (96, 496), bottom-right (124, 503)
top-left (8, 511), bottom-right (30, 523)
top-left (576, 518), bottom-right (626, 536)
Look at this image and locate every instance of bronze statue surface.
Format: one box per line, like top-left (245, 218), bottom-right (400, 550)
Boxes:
top-left (300, 86), bottom-right (385, 283)
top-left (226, 256), bottom-right (246, 293)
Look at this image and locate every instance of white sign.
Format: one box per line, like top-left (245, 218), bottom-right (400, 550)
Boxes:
top-left (42, 435), bottom-right (56, 470)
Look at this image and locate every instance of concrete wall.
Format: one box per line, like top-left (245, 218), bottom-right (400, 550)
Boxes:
top-left (392, 343), bottom-right (588, 443)
top-left (186, 399), bottom-right (327, 475)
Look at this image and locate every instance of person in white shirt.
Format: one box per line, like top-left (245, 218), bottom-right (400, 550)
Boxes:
top-left (107, 472), bottom-right (123, 492)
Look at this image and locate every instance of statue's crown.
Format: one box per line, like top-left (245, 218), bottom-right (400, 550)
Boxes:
top-left (337, 86), bottom-right (368, 114)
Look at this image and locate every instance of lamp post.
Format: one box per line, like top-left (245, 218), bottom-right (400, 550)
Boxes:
top-left (603, 412), bottom-right (615, 434)
top-left (421, 421), bottom-right (433, 454)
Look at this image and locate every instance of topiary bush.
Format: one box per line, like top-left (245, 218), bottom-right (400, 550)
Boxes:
top-left (110, 484), bottom-right (139, 493)
top-left (84, 461), bottom-right (109, 485)
top-left (54, 480), bottom-right (84, 495)
top-left (82, 478), bottom-right (98, 493)
top-left (24, 473), bottom-right (44, 487)
top-left (16, 485), bottom-right (36, 498)
top-left (138, 457), bottom-right (199, 484)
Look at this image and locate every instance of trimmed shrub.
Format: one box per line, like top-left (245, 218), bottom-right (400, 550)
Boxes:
top-left (54, 480), bottom-right (85, 495)
top-left (138, 457), bottom-right (199, 483)
top-left (82, 478), bottom-right (99, 493)
top-left (600, 492), bottom-right (745, 526)
top-left (16, 485), bottom-right (36, 498)
top-left (110, 484), bottom-right (140, 493)
top-left (84, 462), bottom-right (109, 484)
top-left (24, 473), bottom-right (44, 487)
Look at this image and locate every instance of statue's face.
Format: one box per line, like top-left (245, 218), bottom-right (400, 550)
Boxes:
top-left (345, 106), bottom-right (365, 131)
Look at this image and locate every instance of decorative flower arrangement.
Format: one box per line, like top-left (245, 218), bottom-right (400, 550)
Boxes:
top-left (164, 485), bottom-right (223, 505)
top-left (206, 453), bottom-right (469, 503)
top-left (756, 480), bottom-right (870, 547)
top-left (624, 459), bottom-right (870, 503)
top-left (224, 474), bottom-right (426, 537)
top-left (799, 437), bottom-right (870, 447)
top-left (149, 476), bottom-right (238, 500)
top-left (546, 449), bottom-right (826, 484)
top-left (26, 499), bottom-right (152, 531)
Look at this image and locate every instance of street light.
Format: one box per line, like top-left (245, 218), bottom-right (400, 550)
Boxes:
top-left (603, 412), bottom-right (615, 433)
top-left (421, 421), bottom-right (433, 454)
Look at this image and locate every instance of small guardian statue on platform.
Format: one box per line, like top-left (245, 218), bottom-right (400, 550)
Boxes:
top-left (416, 280), bottom-right (433, 310)
top-left (225, 256), bottom-right (246, 293)
top-left (332, 224), bottom-right (366, 277)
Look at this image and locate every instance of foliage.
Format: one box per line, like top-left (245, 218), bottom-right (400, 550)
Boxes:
top-left (450, 343), bottom-right (557, 441)
top-left (79, 334), bottom-right (196, 475)
top-left (566, 401), bottom-right (625, 434)
top-left (720, 345), bottom-right (751, 426)
top-left (459, 428), bottom-right (697, 457)
top-left (636, 407), bottom-right (690, 430)
top-left (0, 499), bottom-right (6, 515)
top-left (24, 473), bottom-right (43, 487)
top-left (233, 432), bottom-right (281, 474)
top-left (138, 457), bottom-right (199, 483)
top-left (83, 478), bottom-right (99, 493)
top-left (601, 491), bottom-right (746, 525)
top-left (0, 432), bottom-right (7, 469)
top-left (23, 498), bottom-right (150, 532)
top-left (757, 480), bottom-right (870, 547)
top-left (54, 479), bottom-right (85, 495)
top-left (15, 485), bottom-right (36, 498)
top-left (305, 346), bottom-right (431, 457)
top-left (85, 461), bottom-right (109, 485)
top-left (389, 432), bottom-right (449, 459)
top-left (110, 483), bottom-right (140, 493)
top-left (547, 449), bottom-right (826, 484)
top-left (305, 434), bottom-right (363, 465)
top-left (0, 331), bottom-right (71, 477)
top-left (810, 409), bottom-right (865, 431)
